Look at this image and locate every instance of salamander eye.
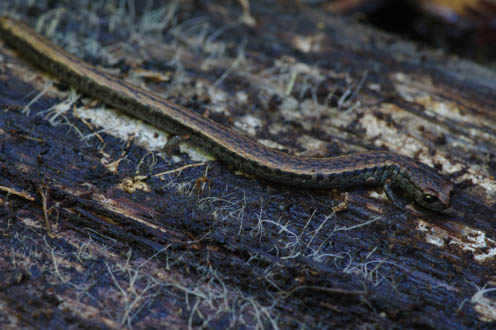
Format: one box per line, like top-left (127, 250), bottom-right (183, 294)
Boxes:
top-left (423, 194), bottom-right (438, 204)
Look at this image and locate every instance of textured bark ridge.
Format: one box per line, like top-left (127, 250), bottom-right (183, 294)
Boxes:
top-left (0, 1), bottom-right (495, 329)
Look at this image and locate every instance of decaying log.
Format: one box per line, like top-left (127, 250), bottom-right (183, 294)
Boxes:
top-left (0, 1), bottom-right (495, 329)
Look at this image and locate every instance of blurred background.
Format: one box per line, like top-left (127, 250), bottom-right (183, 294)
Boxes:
top-left (306, 0), bottom-right (496, 68)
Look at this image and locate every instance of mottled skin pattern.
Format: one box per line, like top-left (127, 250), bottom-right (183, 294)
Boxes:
top-left (0, 17), bottom-right (453, 211)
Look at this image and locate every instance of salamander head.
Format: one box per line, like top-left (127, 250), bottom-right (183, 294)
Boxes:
top-left (406, 162), bottom-right (453, 211)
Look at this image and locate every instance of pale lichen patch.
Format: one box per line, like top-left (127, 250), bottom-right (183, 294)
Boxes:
top-left (296, 135), bottom-right (328, 156)
top-left (417, 219), bottom-right (496, 262)
top-left (179, 142), bottom-right (215, 162)
top-left (76, 103), bottom-right (169, 150)
top-left (206, 84), bottom-right (230, 116)
top-left (358, 110), bottom-right (424, 155)
top-left (74, 100), bottom-right (215, 163)
top-left (19, 217), bottom-right (43, 229)
top-left (472, 287), bottom-right (496, 322)
top-left (279, 97), bottom-right (301, 122)
top-left (357, 104), bottom-right (461, 174)
top-left (235, 91), bottom-right (248, 103)
top-left (118, 177), bottom-right (150, 194)
top-left (392, 72), bottom-right (496, 147)
top-left (460, 169), bottom-right (496, 204)
top-left (394, 79), bottom-right (431, 103)
top-left (268, 122), bottom-right (288, 136)
top-left (291, 33), bottom-right (324, 53)
top-left (257, 139), bottom-right (287, 151)
top-left (234, 114), bottom-right (262, 136)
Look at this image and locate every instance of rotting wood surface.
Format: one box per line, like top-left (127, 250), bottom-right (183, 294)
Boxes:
top-left (0, 1), bottom-right (495, 329)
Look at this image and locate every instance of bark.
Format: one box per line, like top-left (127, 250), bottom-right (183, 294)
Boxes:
top-left (0, 1), bottom-right (495, 329)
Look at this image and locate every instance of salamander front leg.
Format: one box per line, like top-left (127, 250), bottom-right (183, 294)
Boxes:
top-left (384, 179), bottom-right (408, 210)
